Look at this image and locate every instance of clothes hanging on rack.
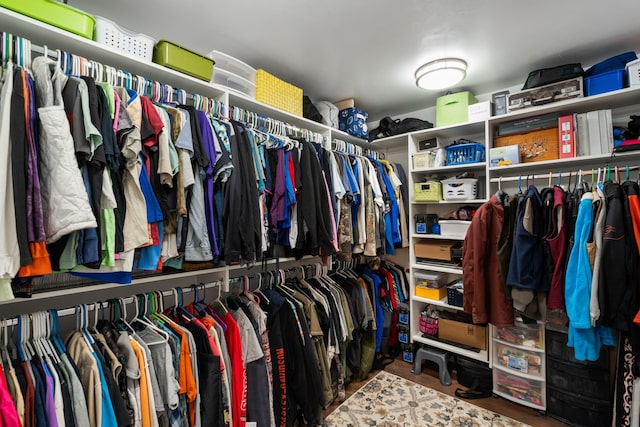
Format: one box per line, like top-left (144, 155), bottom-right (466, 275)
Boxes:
top-left (0, 262), bottom-right (408, 427)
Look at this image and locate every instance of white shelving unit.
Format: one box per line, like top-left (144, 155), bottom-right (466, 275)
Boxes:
top-left (368, 79), bottom-right (640, 377)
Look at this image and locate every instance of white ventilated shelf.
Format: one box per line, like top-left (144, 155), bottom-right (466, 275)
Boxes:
top-left (412, 334), bottom-right (488, 362)
top-left (493, 338), bottom-right (545, 353)
top-left (412, 263), bottom-right (462, 275)
top-left (412, 295), bottom-right (463, 312)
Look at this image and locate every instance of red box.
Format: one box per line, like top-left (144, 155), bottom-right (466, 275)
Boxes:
top-left (558, 114), bottom-right (576, 158)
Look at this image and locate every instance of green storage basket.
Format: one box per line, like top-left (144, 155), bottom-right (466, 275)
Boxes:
top-left (0, 0), bottom-right (95, 39)
top-left (153, 40), bottom-right (215, 81)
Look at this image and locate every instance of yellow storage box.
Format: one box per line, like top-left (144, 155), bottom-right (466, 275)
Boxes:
top-left (255, 69), bottom-right (303, 116)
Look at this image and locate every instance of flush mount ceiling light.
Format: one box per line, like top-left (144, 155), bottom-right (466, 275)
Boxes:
top-left (415, 58), bottom-right (467, 90)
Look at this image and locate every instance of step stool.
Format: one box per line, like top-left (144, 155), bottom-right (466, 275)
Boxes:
top-left (412, 346), bottom-right (452, 386)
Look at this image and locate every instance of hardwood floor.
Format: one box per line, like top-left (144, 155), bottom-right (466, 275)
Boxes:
top-left (323, 357), bottom-right (570, 426)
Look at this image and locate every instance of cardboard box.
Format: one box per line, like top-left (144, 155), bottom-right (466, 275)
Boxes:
top-left (438, 318), bottom-right (487, 350)
top-left (436, 91), bottom-right (477, 127)
top-left (489, 145), bottom-right (520, 167)
top-left (333, 98), bottom-right (355, 110)
top-left (414, 241), bottom-right (459, 261)
top-left (468, 100), bottom-right (492, 121)
top-left (416, 286), bottom-right (447, 300)
top-left (494, 127), bottom-right (559, 163)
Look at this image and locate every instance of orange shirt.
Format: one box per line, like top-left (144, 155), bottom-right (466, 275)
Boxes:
top-left (129, 339), bottom-right (153, 427)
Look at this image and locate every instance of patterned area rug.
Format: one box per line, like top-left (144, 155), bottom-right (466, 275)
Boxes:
top-left (325, 371), bottom-right (530, 427)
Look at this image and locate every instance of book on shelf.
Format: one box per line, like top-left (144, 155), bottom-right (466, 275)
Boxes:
top-left (574, 109), bottom-right (613, 157)
top-left (497, 112), bottom-right (560, 136)
top-left (558, 114), bottom-right (576, 159)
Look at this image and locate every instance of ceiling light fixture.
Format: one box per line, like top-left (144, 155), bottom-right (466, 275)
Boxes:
top-left (415, 58), bottom-right (467, 90)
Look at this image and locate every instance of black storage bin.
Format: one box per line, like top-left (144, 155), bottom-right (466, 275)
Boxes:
top-left (545, 328), bottom-right (610, 370)
top-left (547, 385), bottom-right (612, 427)
top-left (546, 358), bottom-right (612, 401)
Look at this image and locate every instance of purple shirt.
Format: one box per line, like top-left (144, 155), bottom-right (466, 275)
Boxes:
top-left (197, 110), bottom-right (219, 257)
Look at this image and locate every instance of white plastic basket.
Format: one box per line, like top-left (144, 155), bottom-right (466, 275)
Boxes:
top-left (94, 16), bottom-right (156, 62)
top-left (627, 58), bottom-right (640, 87)
top-left (441, 178), bottom-right (478, 200)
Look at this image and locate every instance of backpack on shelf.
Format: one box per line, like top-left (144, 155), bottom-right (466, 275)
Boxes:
top-left (368, 116), bottom-right (434, 141)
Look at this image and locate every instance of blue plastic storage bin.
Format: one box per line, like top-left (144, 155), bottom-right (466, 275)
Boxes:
top-left (584, 69), bottom-right (625, 96)
top-left (445, 143), bottom-right (485, 165)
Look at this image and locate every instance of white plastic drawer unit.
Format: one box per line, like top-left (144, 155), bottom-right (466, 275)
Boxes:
top-left (208, 50), bottom-right (257, 83)
top-left (212, 68), bottom-right (256, 98)
top-left (494, 369), bottom-right (545, 409)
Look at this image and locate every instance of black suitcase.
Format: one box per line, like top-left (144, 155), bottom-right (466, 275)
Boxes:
top-left (522, 63), bottom-right (584, 89)
top-left (508, 77), bottom-right (583, 113)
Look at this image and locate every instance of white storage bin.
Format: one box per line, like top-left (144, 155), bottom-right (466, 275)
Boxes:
top-left (438, 220), bottom-right (471, 238)
top-left (627, 58), bottom-right (640, 87)
top-left (94, 16), bottom-right (156, 62)
top-left (441, 178), bottom-right (478, 200)
top-left (212, 68), bottom-right (256, 98)
top-left (208, 50), bottom-right (256, 83)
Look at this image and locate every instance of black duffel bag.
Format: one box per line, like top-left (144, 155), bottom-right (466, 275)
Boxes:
top-left (368, 116), bottom-right (434, 142)
top-left (454, 355), bottom-right (493, 399)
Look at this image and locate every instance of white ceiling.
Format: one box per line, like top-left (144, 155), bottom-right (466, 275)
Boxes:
top-left (69, 0), bottom-right (640, 121)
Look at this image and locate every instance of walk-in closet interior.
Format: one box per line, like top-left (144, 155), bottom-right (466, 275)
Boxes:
top-left (1, 1), bottom-right (640, 426)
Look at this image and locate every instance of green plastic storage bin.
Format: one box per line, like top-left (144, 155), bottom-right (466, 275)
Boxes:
top-left (0, 0), bottom-right (95, 39)
top-left (153, 40), bottom-right (215, 81)
top-left (436, 91), bottom-right (477, 127)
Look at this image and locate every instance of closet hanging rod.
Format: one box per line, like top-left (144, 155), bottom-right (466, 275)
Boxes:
top-left (17, 33), bottom-right (327, 144)
top-left (0, 280), bottom-right (224, 327)
top-left (489, 165), bottom-right (640, 183)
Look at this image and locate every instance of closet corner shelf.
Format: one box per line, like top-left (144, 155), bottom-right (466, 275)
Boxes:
top-left (492, 363), bottom-right (545, 382)
top-left (411, 162), bottom-right (485, 174)
top-left (488, 151), bottom-right (640, 175)
top-left (493, 338), bottom-right (545, 353)
top-left (412, 334), bottom-right (489, 362)
top-left (411, 263), bottom-right (462, 275)
top-left (412, 295), bottom-right (463, 312)
top-left (411, 233), bottom-right (466, 241)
